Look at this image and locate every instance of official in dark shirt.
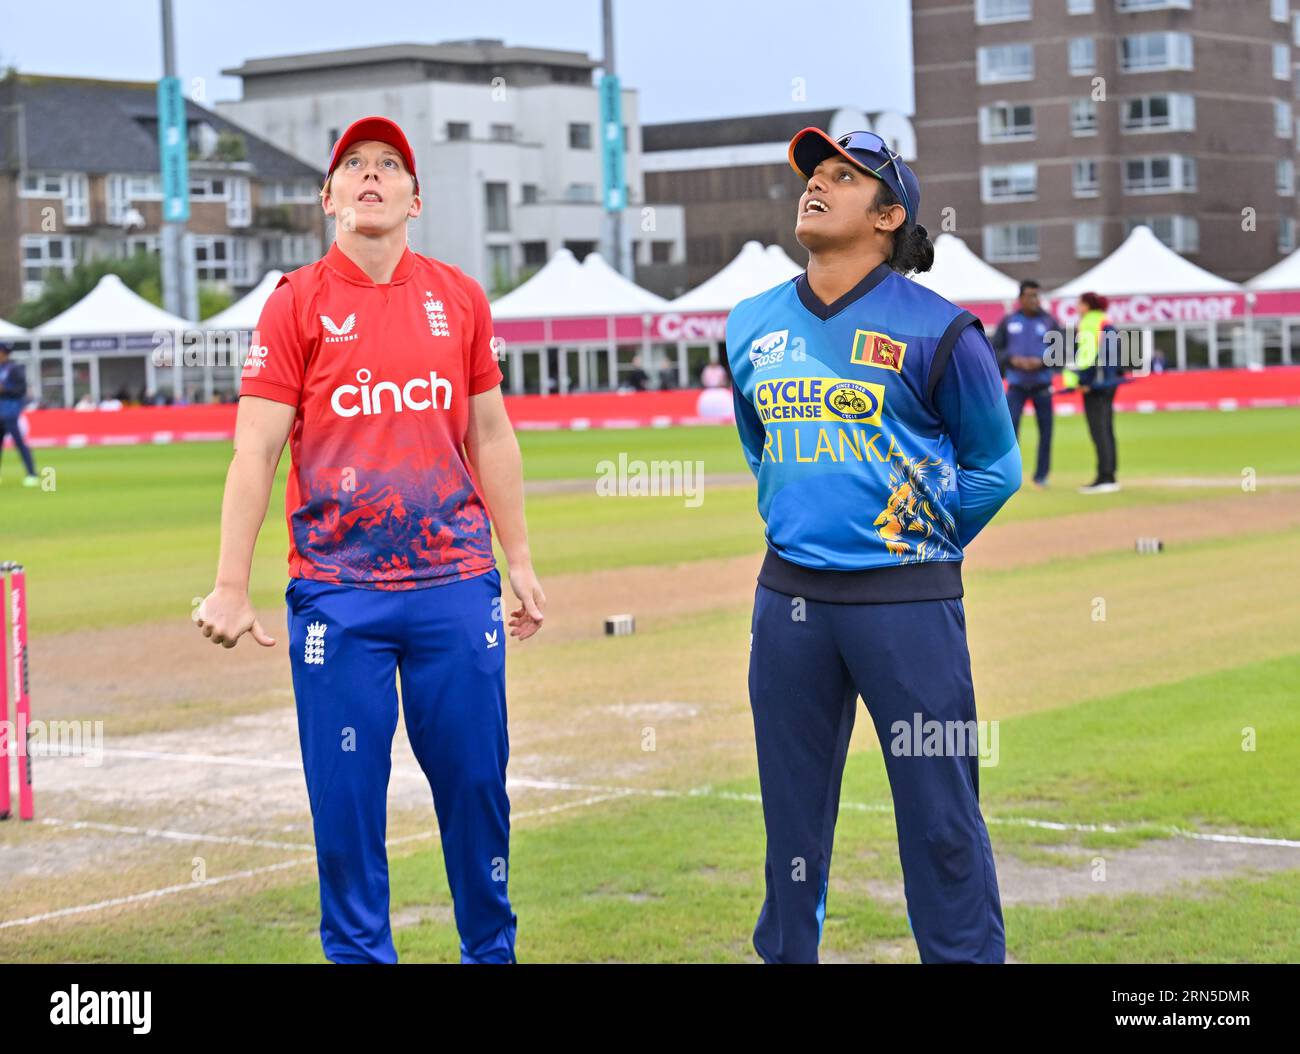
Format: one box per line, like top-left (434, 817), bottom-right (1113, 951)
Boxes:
top-left (990, 279), bottom-right (1061, 488)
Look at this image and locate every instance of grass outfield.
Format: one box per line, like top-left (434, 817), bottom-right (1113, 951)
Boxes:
top-left (3, 652), bottom-right (1296, 963)
top-left (0, 406), bottom-right (1297, 963)
top-left (2, 406), bottom-right (1298, 634)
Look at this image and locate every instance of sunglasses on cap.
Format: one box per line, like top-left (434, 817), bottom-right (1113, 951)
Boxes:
top-left (834, 130), bottom-right (914, 222)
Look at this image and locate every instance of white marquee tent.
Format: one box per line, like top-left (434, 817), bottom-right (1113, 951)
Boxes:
top-left (490, 248), bottom-right (669, 321)
top-left (668, 241), bottom-right (803, 313)
top-left (0, 317), bottom-right (27, 338)
top-left (33, 273), bottom-right (194, 335)
top-left (1245, 246), bottom-right (1300, 290)
top-left (201, 270), bottom-right (285, 330)
top-left (911, 233), bottom-right (1021, 303)
top-left (1050, 225), bottom-right (1240, 298)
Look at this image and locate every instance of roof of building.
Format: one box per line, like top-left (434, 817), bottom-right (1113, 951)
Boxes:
top-left (1051, 225), bottom-right (1241, 298)
top-left (642, 109), bottom-right (842, 152)
top-left (34, 272), bottom-right (194, 334)
top-left (222, 40), bottom-right (599, 79)
top-left (0, 73), bottom-right (324, 180)
top-left (910, 234), bottom-right (1021, 303)
top-left (490, 248), bottom-right (668, 320)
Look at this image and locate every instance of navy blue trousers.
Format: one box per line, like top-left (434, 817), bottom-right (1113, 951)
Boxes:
top-left (0, 414), bottom-right (36, 477)
top-left (748, 584), bottom-right (1005, 963)
top-left (286, 568), bottom-right (516, 964)
top-left (1005, 384), bottom-right (1053, 484)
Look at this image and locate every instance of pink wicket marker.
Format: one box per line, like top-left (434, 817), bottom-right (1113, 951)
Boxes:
top-left (11, 568), bottom-right (32, 821)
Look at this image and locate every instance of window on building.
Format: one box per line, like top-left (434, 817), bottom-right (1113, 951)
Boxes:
top-left (1071, 98), bottom-right (1099, 135)
top-left (978, 43), bottom-right (1034, 83)
top-left (1116, 0), bottom-right (1192, 11)
top-left (21, 234), bottom-right (81, 297)
top-left (490, 123), bottom-right (515, 142)
top-left (487, 245), bottom-right (512, 292)
top-left (1125, 215), bottom-right (1198, 253)
top-left (189, 177), bottom-right (228, 200)
top-left (1279, 158), bottom-right (1296, 195)
top-left (1068, 0), bottom-right (1094, 12)
top-left (227, 177), bottom-right (251, 227)
top-left (193, 236), bottom-right (230, 282)
top-left (1075, 219), bottom-right (1103, 259)
top-left (1069, 37), bottom-right (1096, 75)
top-left (1281, 216), bottom-right (1297, 254)
top-left (1277, 100), bottom-right (1294, 137)
top-left (1123, 155), bottom-right (1196, 193)
top-left (521, 184), bottom-right (540, 205)
top-left (446, 122), bottom-right (470, 141)
top-left (1294, 12), bottom-right (1300, 47)
top-left (1122, 93), bottom-right (1196, 132)
top-left (651, 240), bottom-right (674, 264)
top-left (565, 183), bottom-right (596, 202)
top-left (1118, 32), bottom-right (1193, 73)
top-left (1276, 43), bottom-right (1292, 82)
top-left (983, 223), bottom-right (1039, 262)
top-left (63, 173), bottom-right (89, 226)
top-left (980, 102), bottom-right (1035, 142)
top-left (1074, 159), bottom-right (1100, 196)
top-left (1273, 0), bottom-right (1289, 21)
top-left (981, 163), bottom-right (1037, 203)
top-left (568, 122), bottom-right (593, 149)
top-left (975, 0), bottom-right (1031, 23)
top-left (485, 182), bottom-right (510, 232)
top-left (20, 172), bottom-right (65, 196)
top-left (265, 180), bottom-right (318, 204)
top-left (521, 241), bottom-right (548, 267)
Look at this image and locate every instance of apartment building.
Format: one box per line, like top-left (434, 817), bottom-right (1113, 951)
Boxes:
top-left (912, 0), bottom-right (1300, 286)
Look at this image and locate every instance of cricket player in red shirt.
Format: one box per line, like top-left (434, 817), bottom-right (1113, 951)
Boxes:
top-left (194, 116), bottom-right (544, 964)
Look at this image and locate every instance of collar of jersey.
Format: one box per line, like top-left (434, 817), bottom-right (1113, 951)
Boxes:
top-left (794, 260), bottom-right (893, 320)
top-left (323, 242), bottom-right (417, 287)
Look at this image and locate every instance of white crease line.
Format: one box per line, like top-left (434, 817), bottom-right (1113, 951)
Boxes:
top-left (8, 778), bottom-right (1298, 930)
top-left (0, 791), bottom-right (637, 929)
top-left (35, 817), bottom-right (313, 852)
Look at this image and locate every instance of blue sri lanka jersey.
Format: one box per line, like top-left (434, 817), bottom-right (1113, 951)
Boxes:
top-left (727, 262), bottom-right (1022, 603)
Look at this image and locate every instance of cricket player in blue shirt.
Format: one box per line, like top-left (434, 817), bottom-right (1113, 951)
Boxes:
top-left (727, 128), bottom-right (1021, 963)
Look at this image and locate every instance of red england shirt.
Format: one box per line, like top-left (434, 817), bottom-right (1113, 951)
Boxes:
top-left (239, 242), bottom-right (503, 590)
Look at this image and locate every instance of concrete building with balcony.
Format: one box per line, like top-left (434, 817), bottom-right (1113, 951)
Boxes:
top-left (0, 72), bottom-right (326, 315)
top-left (216, 39), bottom-right (686, 296)
top-left (912, 0), bottom-right (1300, 290)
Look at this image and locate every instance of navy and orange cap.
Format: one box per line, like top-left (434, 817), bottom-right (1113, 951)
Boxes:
top-left (325, 116), bottom-right (419, 195)
top-left (788, 127), bottom-right (919, 225)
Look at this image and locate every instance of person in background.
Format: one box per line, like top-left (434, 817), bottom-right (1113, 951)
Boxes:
top-left (700, 359), bottom-right (727, 389)
top-left (0, 345), bottom-right (39, 487)
top-left (990, 279), bottom-right (1061, 489)
top-left (624, 354), bottom-right (649, 392)
top-left (1064, 291), bottom-right (1122, 494)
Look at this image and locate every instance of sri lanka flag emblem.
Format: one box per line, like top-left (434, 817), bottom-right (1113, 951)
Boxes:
top-left (851, 330), bottom-right (907, 372)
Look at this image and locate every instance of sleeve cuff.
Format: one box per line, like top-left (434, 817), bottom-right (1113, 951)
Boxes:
top-left (238, 379), bottom-right (300, 406)
top-left (469, 364), bottom-right (504, 395)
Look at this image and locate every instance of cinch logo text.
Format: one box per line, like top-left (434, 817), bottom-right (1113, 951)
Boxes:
top-left (330, 368), bottom-right (453, 418)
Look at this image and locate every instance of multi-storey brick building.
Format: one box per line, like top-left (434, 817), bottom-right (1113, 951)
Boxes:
top-left (912, 0), bottom-right (1300, 287)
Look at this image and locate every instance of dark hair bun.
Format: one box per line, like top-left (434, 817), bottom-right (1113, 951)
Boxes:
top-left (893, 222), bottom-right (934, 275)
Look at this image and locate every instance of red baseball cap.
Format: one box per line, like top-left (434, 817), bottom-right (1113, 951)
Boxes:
top-left (325, 116), bottom-right (419, 194)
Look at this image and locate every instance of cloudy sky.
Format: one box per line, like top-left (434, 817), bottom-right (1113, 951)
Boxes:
top-left (4, 0), bottom-right (914, 123)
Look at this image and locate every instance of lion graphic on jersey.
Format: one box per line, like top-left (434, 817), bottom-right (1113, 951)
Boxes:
top-left (872, 450), bottom-right (956, 563)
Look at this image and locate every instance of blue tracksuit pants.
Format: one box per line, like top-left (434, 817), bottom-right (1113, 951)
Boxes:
top-left (285, 567), bottom-right (516, 964)
top-left (748, 584), bottom-right (1005, 963)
